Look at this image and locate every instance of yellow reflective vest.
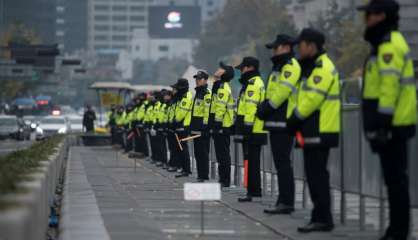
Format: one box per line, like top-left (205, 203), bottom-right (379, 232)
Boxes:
top-left (190, 86), bottom-right (211, 134)
top-left (175, 91), bottom-right (193, 130)
top-left (292, 53), bottom-right (341, 147)
top-left (265, 57), bottom-right (301, 131)
top-left (213, 81), bottom-right (235, 130)
top-left (236, 73), bottom-right (267, 143)
top-left (362, 31), bottom-right (416, 139)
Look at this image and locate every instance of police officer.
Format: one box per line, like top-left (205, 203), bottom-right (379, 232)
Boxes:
top-left (133, 93), bottom-right (147, 156)
top-left (287, 28), bottom-right (340, 233)
top-left (358, 1), bottom-right (416, 239)
top-left (172, 78), bottom-right (193, 178)
top-left (211, 62), bottom-right (235, 187)
top-left (115, 105), bottom-right (125, 147)
top-left (83, 105), bottom-right (96, 132)
top-left (144, 93), bottom-right (157, 163)
top-left (190, 70), bottom-right (212, 182)
top-left (107, 104), bottom-right (117, 145)
top-left (167, 88), bottom-right (179, 172)
top-left (124, 103), bottom-right (135, 153)
top-left (257, 34), bottom-right (301, 214)
top-left (235, 57), bottom-right (267, 202)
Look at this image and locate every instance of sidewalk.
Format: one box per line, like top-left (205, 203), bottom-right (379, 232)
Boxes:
top-left (61, 146), bottom-right (286, 240)
top-left (61, 145), bottom-right (417, 240)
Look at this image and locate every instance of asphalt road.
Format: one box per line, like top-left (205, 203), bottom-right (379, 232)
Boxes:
top-left (0, 139), bottom-right (34, 157)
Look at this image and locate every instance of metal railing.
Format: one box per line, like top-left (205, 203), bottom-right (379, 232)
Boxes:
top-left (201, 104), bottom-right (417, 231)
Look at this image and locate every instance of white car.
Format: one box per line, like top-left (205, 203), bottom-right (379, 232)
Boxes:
top-left (67, 116), bottom-right (83, 133)
top-left (39, 116), bottom-right (71, 137)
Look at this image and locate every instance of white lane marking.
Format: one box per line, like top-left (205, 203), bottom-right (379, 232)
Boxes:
top-left (162, 229), bottom-right (236, 234)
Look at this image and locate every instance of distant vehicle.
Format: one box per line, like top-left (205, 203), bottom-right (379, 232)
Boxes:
top-left (39, 116), bottom-right (70, 137)
top-left (0, 115), bottom-right (18, 140)
top-left (11, 98), bottom-right (37, 116)
top-left (67, 116), bottom-right (83, 133)
top-left (0, 115), bottom-right (31, 140)
top-left (23, 116), bottom-right (43, 140)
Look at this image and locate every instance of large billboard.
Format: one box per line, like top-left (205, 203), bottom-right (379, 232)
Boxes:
top-left (148, 6), bottom-right (201, 39)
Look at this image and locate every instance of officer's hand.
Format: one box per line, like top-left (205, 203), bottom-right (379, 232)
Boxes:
top-left (287, 114), bottom-right (303, 136)
top-left (256, 100), bottom-right (274, 120)
top-left (370, 128), bottom-right (392, 152)
top-left (377, 113), bottom-right (392, 130)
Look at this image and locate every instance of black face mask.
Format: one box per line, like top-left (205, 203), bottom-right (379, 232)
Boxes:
top-left (239, 70), bottom-right (260, 85)
top-left (212, 80), bottom-right (222, 94)
top-left (271, 52), bottom-right (293, 71)
top-left (364, 15), bottom-right (398, 47)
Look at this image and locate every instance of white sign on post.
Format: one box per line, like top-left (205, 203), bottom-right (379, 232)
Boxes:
top-left (184, 183), bottom-right (221, 201)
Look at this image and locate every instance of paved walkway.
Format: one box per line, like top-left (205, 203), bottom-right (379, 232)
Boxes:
top-left (61, 146), bottom-right (418, 240)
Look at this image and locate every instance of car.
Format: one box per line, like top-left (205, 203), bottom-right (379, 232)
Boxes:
top-left (0, 115), bottom-right (18, 140)
top-left (67, 116), bottom-right (83, 133)
top-left (0, 115), bottom-right (31, 140)
top-left (38, 116), bottom-right (70, 137)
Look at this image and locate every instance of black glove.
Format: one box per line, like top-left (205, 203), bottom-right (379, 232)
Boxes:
top-left (377, 112), bottom-right (392, 130)
top-left (287, 113), bottom-right (304, 136)
top-left (256, 100), bottom-right (275, 120)
top-left (369, 128), bottom-right (392, 152)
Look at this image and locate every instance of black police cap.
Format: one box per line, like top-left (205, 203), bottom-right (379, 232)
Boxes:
top-left (265, 34), bottom-right (296, 49)
top-left (219, 61), bottom-right (235, 80)
top-left (295, 28), bottom-right (326, 48)
top-left (235, 56), bottom-right (260, 70)
top-left (357, 0), bottom-right (399, 13)
top-left (171, 78), bottom-right (189, 89)
top-left (193, 70), bottom-right (209, 80)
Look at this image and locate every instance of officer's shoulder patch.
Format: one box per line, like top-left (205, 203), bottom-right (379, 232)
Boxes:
top-left (247, 90), bottom-right (254, 97)
top-left (271, 75), bottom-right (278, 82)
top-left (382, 53), bottom-right (393, 64)
top-left (313, 76), bottom-right (322, 84)
top-left (205, 98), bottom-right (211, 104)
top-left (284, 71), bottom-right (292, 78)
top-left (315, 60), bottom-right (323, 68)
top-left (218, 93), bottom-right (224, 99)
top-left (182, 101), bottom-right (186, 106)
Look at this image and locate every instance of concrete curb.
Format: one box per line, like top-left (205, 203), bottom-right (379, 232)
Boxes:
top-left (0, 140), bottom-right (68, 240)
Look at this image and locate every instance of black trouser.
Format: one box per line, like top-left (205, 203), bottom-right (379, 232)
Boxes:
top-left (194, 134), bottom-right (210, 180)
top-left (214, 133), bottom-right (231, 186)
top-left (156, 131), bottom-right (168, 164)
top-left (134, 128), bottom-right (142, 153)
top-left (243, 140), bottom-right (262, 197)
top-left (377, 138), bottom-right (409, 240)
top-left (125, 130), bottom-right (133, 152)
top-left (139, 128), bottom-right (149, 156)
top-left (177, 130), bottom-right (191, 174)
top-left (116, 127), bottom-right (124, 146)
top-left (167, 132), bottom-right (177, 167)
top-left (150, 134), bottom-right (159, 162)
top-left (110, 126), bottom-right (116, 144)
top-left (270, 132), bottom-right (295, 207)
top-left (303, 147), bottom-right (333, 224)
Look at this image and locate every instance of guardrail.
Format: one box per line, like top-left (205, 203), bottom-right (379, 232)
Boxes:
top-left (202, 104), bottom-right (417, 232)
top-left (0, 136), bottom-right (74, 240)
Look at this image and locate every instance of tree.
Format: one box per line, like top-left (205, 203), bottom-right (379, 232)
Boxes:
top-left (309, 0), bottom-right (369, 78)
top-left (193, 0), bottom-right (297, 73)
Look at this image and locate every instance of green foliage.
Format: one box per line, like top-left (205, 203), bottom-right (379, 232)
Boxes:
top-left (193, 0), bottom-right (297, 73)
top-left (0, 136), bottom-right (64, 204)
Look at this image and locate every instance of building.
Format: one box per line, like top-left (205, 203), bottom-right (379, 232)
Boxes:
top-left (0, 0), bottom-right (57, 44)
top-left (56, 0), bottom-right (88, 54)
top-left (88, 0), bottom-right (225, 54)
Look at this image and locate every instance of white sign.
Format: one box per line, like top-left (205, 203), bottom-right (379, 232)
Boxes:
top-left (184, 183), bottom-right (221, 201)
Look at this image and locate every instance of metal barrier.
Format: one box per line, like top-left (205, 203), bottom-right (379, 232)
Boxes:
top-left (202, 104), bottom-right (417, 231)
